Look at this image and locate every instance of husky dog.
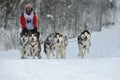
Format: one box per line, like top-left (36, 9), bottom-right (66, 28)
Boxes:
top-left (54, 32), bottom-right (68, 59)
top-left (20, 34), bottom-right (30, 59)
top-left (29, 33), bottom-right (41, 59)
top-left (78, 30), bottom-right (91, 58)
top-left (44, 33), bottom-right (56, 59)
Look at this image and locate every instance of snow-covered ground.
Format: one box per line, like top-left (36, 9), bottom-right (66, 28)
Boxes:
top-left (0, 58), bottom-right (120, 80)
top-left (1, 2), bottom-right (120, 80)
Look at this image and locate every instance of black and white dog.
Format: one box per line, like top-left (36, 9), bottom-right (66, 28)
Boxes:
top-left (44, 32), bottom-right (68, 59)
top-left (29, 33), bottom-right (41, 59)
top-left (20, 34), bottom-right (30, 59)
top-left (78, 30), bottom-right (91, 58)
top-left (44, 33), bottom-right (56, 59)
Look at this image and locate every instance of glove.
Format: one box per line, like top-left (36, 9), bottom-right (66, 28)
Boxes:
top-left (22, 28), bottom-right (28, 35)
top-left (35, 28), bottom-right (37, 31)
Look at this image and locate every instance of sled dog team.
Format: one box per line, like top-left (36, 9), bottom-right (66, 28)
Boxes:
top-left (20, 30), bottom-right (91, 59)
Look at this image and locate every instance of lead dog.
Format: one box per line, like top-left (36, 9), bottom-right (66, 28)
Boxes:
top-left (20, 34), bottom-right (30, 59)
top-left (78, 30), bottom-right (91, 58)
top-left (29, 33), bottom-right (41, 59)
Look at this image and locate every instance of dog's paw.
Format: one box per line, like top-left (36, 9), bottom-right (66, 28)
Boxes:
top-left (21, 56), bottom-right (24, 59)
top-left (21, 56), bottom-right (27, 59)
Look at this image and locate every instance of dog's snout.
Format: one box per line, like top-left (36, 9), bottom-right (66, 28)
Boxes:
top-left (23, 38), bottom-right (25, 42)
top-left (23, 39), bottom-right (25, 41)
top-left (32, 37), bottom-right (34, 41)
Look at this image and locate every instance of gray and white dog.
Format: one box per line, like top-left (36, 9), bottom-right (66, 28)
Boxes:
top-left (44, 33), bottom-right (56, 59)
top-left (54, 32), bottom-right (68, 59)
top-left (78, 30), bottom-right (91, 58)
top-left (20, 34), bottom-right (30, 59)
top-left (29, 33), bottom-right (41, 59)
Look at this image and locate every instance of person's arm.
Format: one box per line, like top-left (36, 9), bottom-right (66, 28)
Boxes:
top-left (20, 13), bottom-right (26, 29)
top-left (33, 13), bottom-right (38, 29)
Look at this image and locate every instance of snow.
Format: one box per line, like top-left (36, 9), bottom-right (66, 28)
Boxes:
top-left (1, 2), bottom-right (120, 80)
top-left (0, 58), bottom-right (120, 80)
top-left (0, 22), bottom-right (120, 80)
top-left (46, 14), bottom-right (54, 19)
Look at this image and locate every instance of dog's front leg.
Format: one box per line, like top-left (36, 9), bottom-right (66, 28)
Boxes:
top-left (46, 49), bottom-right (50, 59)
top-left (32, 49), bottom-right (37, 59)
top-left (87, 44), bottom-right (90, 53)
top-left (78, 51), bottom-right (80, 56)
top-left (20, 49), bottom-right (24, 59)
top-left (24, 51), bottom-right (28, 59)
top-left (24, 47), bottom-right (30, 59)
top-left (33, 53), bottom-right (36, 59)
top-left (21, 51), bottom-right (26, 59)
top-left (87, 37), bottom-right (91, 54)
top-left (52, 46), bottom-right (55, 56)
top-left (56, 48), bottom-right (59, 59)
top-left (36, 48), bottom-right (41, 59)
top-left (78, 45), bottom-right (84, 58)
top-left (80, 46), bottom-right (84, 58)
top-left (78, 52), bottom-right (80, 56)
top-left (37, 51), bottom-right (41, 59)
top-left (60, 48), bottom-right (65, 59)
top-left (87, 46), bottom-right (90, 54)
top-left (78, 45), bottom-right (81, 56)
top-left (85, 44), bottom-right (89, 54)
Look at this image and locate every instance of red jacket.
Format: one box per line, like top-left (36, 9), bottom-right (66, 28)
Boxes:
top-left (20, 13), bottom-right (38, 29)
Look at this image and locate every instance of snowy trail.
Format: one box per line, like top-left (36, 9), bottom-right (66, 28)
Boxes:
top-left (0, 58), bottom-right (120, 80)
